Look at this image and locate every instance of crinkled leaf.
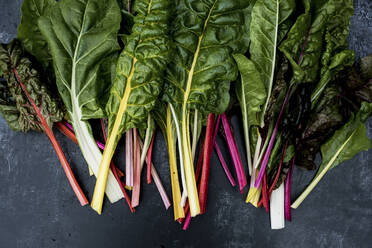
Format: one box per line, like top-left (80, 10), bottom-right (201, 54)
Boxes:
top-left (296, 85), bottom-right (343, 169)
top-left (163, 0), bottom-right (251, 115)
top-left (317, 102), bottom-right (372, 181)
top-left (0, 40), bottom-right (63, 132)
top-left (0, 79), bottom-right (21, 131)
top-left (162, 0), bottom-right (251, 216)
top-left (311, 50), bottom-right (354, 105)
top-left (106, 0), bottom-right (170, 143)
top-left (280, 0), bottom-right (353, 86)
top-left (17, 0), bottom-right (56, 70)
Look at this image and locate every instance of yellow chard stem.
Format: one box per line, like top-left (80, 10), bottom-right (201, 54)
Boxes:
top-left (182, 108), bottom-right (200, 217)
top-left (91, 58), bottom-right (137, 214)
top-left (166, 106), bottom-right (185, 220)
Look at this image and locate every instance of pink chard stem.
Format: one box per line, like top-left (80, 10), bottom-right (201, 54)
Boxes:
top-left (213, 115), bottom-right (236, 187)
top-left (126, 129), bottom-right (134, 187)
top-left (131, 128), bottom-right (141, 207)
top-left (182, 211), bottom-right (192, 230)
top-left (221, 113), bottom-right (246, 193)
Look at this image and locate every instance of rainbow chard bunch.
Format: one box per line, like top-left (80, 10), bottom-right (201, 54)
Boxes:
top-left (0, 0), bottom-right (371, 230)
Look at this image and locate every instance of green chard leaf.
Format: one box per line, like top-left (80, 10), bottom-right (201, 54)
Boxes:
top-left (18, 0), bottom-right (56, 70)
top-left (233, 53), bottom-right (267, 174)
top-left (106, 0), bottom-right (170, 139)
top-left (292, 102), bottom-right (372, 208)
top-left (38, 0), bottom-right (124, 204)
top-left (162, 0), bottom-right (251, 217)
top-left (280, 0), bottom-right (354, 90)
top-left (0, 40), bottom-right (63, 132)
top-left (249, 0), bottom-right (295, 126)
top-left (92, 0), bottom-right (171, 214)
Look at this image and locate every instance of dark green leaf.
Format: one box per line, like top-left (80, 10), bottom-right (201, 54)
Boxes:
top-left (163, 0), bottom-right (251, 116)
top-left (106, 0), bottom-right (171, 144)
top-left (234, 54), bottom-right (267, 128)
top-left (0, 40), bottom-right (63, 132)
top-left (280, 0), bottom-right (354, 87)
top-left (17, 0), bottom-right (56, 69)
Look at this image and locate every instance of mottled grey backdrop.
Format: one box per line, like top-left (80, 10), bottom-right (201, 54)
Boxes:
top-left (0, 0), bottom-right (371, 247)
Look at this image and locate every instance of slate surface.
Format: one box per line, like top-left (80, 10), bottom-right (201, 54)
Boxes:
top-left (0, 0), bottom-right (371, 247)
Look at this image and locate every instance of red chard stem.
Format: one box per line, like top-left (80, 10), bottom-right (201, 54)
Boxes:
top-left (199, 113), bottom-right (215, 214)
top-left (13, 68), bottom-right (88, 206)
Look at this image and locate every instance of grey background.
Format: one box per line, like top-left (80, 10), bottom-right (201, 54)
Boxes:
top-left (0, 0), bottom-right (371, 247)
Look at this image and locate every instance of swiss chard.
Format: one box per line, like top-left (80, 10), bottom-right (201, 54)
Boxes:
top-left (91, 0), bottom-right (171, 214)
top-left (249, 0), bottom-right (295, 126)
top-left (162, 0), bottom-right (251, 217)
top-left (38, 0), bottom-right (124, 204)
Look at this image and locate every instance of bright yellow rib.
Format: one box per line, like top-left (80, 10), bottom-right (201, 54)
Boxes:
top-left (166, 106), bottom-right (185, 220)
top-left (91, 58), bottom-right (138, 214)
top-left (180, 1), bottom-right (217, 216)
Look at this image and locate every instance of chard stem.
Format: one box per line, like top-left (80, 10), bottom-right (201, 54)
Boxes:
top-left (138, 138), bottom-right (171, 209)
top-left (291, 131), bottom-right (356, 208)
top-left (169, 104), bottom-right (188, 207)
top-left (198, 113), bottom-right (215, 214)
top-left (13, 69), bottom-right (88, 206)
top-left (214, 142), bottom-right (236, 187)
top-left (270, 183), bottom-right (285, 229)
top-left (284, 156), bottom-right (295, 221)
top-left (181, 107), bottom-right (200, 216)
top-left (100, 119), bottom-right (135, 213)
top-left (126, 129), bottom-right (134, 187)
top-left (131, 128), bottom-right (141, 207)
top-left (166, 105), bottom-right (184, 219)
top-left (221, 113), bottom-right (247, 193)
top-left (191, 109), bottom-right (199, 159)
top-left (255, 92), bottom-right (289, 188)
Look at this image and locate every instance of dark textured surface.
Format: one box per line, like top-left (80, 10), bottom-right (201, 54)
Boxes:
top-left (0, 0), bottom-right (371, 247)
